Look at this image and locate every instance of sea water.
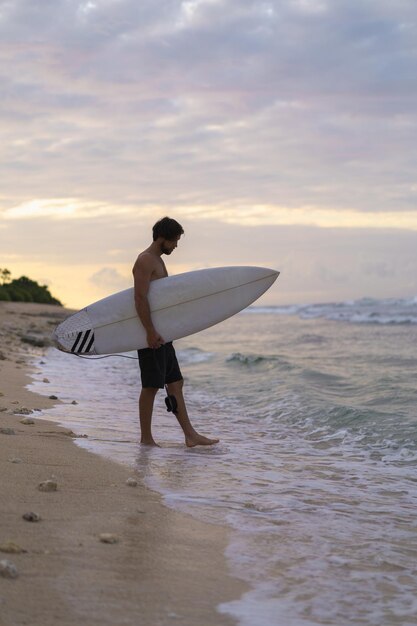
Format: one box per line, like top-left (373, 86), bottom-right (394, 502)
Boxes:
top-left (30, 296), bottom-right (417, 626)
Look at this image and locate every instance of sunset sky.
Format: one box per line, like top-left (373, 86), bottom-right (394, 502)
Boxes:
top-left (1, 0), bottom-right (416, 308)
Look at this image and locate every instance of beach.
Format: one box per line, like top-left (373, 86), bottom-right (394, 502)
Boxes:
top-left (2, 298), bottom-right (417, 625)
top-left (0, 302), bottom-right (245, 626)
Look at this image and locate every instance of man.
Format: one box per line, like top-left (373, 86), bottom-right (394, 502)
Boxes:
top-left (133, 217), bottom-right (219, 448)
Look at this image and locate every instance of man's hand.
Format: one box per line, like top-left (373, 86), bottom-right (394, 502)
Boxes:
top-left (147, 329), bottom-right (165, 350)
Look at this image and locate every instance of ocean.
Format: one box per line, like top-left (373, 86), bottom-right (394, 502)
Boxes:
top-left (30, 295), bottom-right (417, 626)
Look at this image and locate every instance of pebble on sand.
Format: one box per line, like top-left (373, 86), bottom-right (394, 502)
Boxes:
top-left (42, 378), bottom-right (50, 383)
top-left (20, 417), bottom-right (35, 425)
top-left (0, 542), bottom-right (27, 554)
top-left (49, 395), bottom-right (58, 400)
top-left (38, 479), bottom-right (58, 492)
top-left (126, 478), bottom-right (138, 487)
top-left (99, 533), bottom-right (119, 544)
top-left (15, 407), bottom-right (33, 415)
top-left (0, 560), bottom-right (18, 579)
top-left (9, 458), bottom-right (22, 464)
top-left (22, 512), bottom-right (41, 522)
top-left (21, 335), bottom-right (47, 348)
top-left (0, 428), bottom-right (15, 435)
top-left (60, 429), bottom-right (87, 438)
top-left (61, 428), bottom-right (76, 436)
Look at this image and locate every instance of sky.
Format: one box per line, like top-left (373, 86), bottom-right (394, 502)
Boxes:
top-left (1, 0), bottom-right (416, 308)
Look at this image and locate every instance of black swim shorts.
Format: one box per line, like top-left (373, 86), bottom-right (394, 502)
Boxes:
top-left (137, 342), bottom-right (183, 389)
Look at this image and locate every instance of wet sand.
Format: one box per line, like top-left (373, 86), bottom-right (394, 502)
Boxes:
top-left (0, 302), bottom-right (245, 626)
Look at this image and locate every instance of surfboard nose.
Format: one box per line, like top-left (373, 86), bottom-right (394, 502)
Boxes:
top-left (252, 266), bottom-right (280, 285)
top-left (268, 268), bottom-right (280, 279)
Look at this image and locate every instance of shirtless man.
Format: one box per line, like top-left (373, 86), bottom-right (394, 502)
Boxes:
top-left (133, 217), bottom-right (219, 447)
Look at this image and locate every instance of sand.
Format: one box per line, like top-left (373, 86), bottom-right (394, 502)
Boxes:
top-left (0, 302), bottom-right (245, 626)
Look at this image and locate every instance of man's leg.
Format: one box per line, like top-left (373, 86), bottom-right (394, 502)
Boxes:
top-left (139, 387), bottom-right (159, 446)
top-left (166, 380), bottom-right (219, 447)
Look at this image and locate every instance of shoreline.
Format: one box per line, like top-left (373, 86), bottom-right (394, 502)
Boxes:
top-left (0, 302), bottom-right (246, 626)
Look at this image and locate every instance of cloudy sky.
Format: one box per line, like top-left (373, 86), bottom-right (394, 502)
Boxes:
top-left (1, 0), bottom-right (416, 308)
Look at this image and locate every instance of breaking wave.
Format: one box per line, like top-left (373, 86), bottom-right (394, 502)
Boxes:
top-left (246, 296), bottom-right (417, 325)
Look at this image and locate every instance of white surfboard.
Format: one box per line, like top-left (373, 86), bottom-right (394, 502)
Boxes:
top-left (53, 266), bottom-right (279, 355)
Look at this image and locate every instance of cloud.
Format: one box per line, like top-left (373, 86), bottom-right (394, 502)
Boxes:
top-left (89, 266), bottom-right (131, 291)
top-left (1, 213), bottom-right (416, 306)
top-left (0, 0), bottom-right (416, 214)
top-left (3, 197), bottom-right (417, 230)
top-left (3, 198), bottom-right (132, 219)
top-left (1, 0), bottom-right (417, 305)
top-left (180, 204), bottom-right (417, 229)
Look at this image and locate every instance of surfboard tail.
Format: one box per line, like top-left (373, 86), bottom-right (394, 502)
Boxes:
top-left (52, 328), bottom-right (97, 355)
top-left (53, 308), bottom-right (97, 354)
top-left (51, 329), bottom-right (67, 352)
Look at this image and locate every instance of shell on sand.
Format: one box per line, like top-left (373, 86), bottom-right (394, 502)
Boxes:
top-left (38, 479), bottom-right (58, 492)
top-left (126, 478), bottom-right (138, 487)
top-left (99, 533), bottom-right (119, 544)
top-left (0, 428), bottom-right (15, 435)
top-left (0, 542), bottom-right (27, 554)
top-left (0, 560), bottom-right (18, 579)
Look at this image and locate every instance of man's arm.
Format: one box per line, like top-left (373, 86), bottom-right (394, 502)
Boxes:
top-left (133, 255), bottom-right (164, 349)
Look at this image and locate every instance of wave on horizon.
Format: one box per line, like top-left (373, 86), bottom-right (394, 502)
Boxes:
top-left (245, 295), bottom-right (417, 325)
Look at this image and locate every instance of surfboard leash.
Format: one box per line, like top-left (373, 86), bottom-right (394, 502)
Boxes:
top-left (71, 353), bottom-right (178, 414)
top-left (71, 353), bottom-right (139, 360)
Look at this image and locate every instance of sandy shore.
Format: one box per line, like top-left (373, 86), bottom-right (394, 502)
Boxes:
top-left (0, 302), bottom-right (245, 626)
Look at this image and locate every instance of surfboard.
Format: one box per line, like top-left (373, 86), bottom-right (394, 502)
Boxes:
top-left (53, 266), bottom-right (279, 355)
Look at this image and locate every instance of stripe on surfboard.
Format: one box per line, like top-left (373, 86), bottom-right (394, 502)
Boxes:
top-left (71, 331), bottom-right (83, 353)
top-left (71, 329), bottom-right (95, 354)
top-left (78, 329), bottom-right (92, 353)
top-left (85, 333), bottom-right (95, 353)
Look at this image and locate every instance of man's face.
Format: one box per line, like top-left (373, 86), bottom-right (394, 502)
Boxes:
top-left (161, 235), bottom-right (181, 255)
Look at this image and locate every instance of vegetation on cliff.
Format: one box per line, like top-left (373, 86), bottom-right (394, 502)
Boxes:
top-left (0, 268), bottom-right (62, 305)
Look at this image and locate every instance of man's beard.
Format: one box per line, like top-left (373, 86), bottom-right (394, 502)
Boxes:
top-left (161, 246), bottom-right (172, 255)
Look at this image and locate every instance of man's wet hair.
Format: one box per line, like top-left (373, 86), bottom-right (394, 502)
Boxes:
top-left (152, 217), bottom-right (184, 241)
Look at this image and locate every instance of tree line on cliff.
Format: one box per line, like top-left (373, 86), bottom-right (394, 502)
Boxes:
top-left (0, 268), bottom-right (62, 305)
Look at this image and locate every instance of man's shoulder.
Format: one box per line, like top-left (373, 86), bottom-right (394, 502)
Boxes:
top-left (133, 251), bottom-right (158, 272)
top-left (134, 250), bottom-right (157, 264)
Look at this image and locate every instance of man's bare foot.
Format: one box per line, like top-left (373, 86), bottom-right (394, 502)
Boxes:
top-left (140, 438), bottom-right (160, 447)
top-left (185, 433), bottom-right (219, 448)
